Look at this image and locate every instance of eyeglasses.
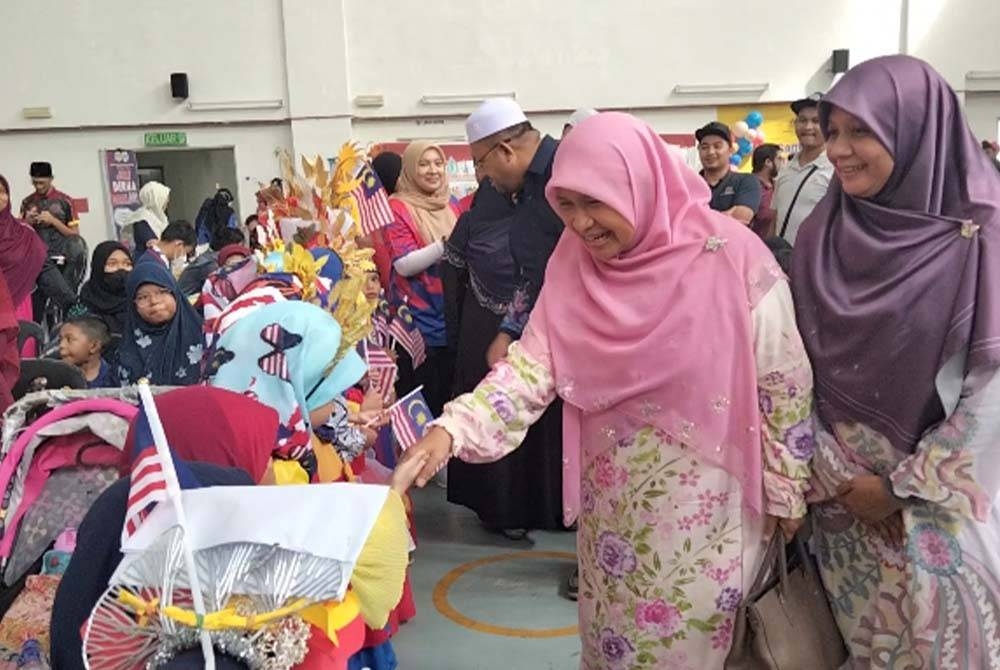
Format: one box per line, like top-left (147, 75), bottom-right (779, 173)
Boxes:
top-left (473, 143), bottom-right (503, 170)
top-left (134, 287), bottom-right (172, 306)
top-left (472, 125), bottom-right (530, 169)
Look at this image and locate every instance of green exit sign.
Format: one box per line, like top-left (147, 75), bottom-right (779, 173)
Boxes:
top-left (144, 131), bottom-right (188, 147)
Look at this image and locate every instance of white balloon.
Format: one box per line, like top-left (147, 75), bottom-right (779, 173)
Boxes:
top-left (746, 128), bottom-right (759, 140)
top-left (733, 121), bottom-right (750, 139)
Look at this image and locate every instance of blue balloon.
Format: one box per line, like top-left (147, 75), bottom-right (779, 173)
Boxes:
top-left (730, 154), bottom-right (742, 166)
top-left (745, 111), bottom-right (764, 129)
top-left (737, 137), bottom-right (752, 154)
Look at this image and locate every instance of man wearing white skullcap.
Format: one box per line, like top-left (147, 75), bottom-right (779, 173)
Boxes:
top-left (454, 99), bottom-right (570, 577)
top-left (464, 98), bottom-right (564, 357)
top-left (563, 108), bottom-right (599, 138)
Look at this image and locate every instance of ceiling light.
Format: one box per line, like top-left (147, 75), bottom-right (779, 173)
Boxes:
top-left (420, 92), bottom-right (516, 106)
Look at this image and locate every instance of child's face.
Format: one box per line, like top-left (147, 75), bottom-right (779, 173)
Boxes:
top-left (59, 324), bottom-right (99, 366)
top-left (134, 283), bottom-right (178, 326)
top-left (363, 272), bottom-right (381, 302)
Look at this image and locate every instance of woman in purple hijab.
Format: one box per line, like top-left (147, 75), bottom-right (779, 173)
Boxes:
top-left (793, 55), bottom-right (1000, 668)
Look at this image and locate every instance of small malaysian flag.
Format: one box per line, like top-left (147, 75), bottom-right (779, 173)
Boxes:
top-left (389, 305), bottom-right (426, 368)
top-left (389, 388), bottom-right (434, 451)
top-left (121, 396), bottom-right (200, 545)
top-left (370, 311), bottom-right (391, 348)
top-left (351, 163), bottom-right (395, 236)
top-left (365, 344), bottom-right (398, 401)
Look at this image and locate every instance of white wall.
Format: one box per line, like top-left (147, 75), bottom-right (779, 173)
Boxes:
top-left (962, 93), bottom-right (1000, 142)
top-left (907, 0), bottom-right (1000, 86)
top-left (3, 0), bottom-right (1000, 251)
top-left (351, 106), bottom-right (717, 144)
top-left (907, 0), bottom-right (1000, 140)
top-left (0, 123), bottom-right (291, 248)
top-left (2, 1), bottom-right (289, 131)
top-left (345, 0), bottom-right (903, 118)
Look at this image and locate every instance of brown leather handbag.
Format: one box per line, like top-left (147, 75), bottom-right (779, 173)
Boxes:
top-left (725, 532), bottom-right (848, 670)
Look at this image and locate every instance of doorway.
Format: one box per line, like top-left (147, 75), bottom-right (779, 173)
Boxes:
top-left (135, 147), bottom-right (238, 226)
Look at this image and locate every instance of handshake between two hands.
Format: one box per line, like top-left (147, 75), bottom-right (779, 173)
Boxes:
top-left (388, 427), bottom-right (454, 495)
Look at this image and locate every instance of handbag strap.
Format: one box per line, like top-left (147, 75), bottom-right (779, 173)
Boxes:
top-left (745, 530), bottom-right (815, 602)
top-left (745, 532), bottom-right (786, 601)
top-left (789, 533), bottom-right (819, 583)
top-left (778, 165), bottom-right (820, 239)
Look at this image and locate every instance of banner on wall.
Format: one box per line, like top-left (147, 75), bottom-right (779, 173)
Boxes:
top-left (716, 103), bottom-right (800, 172)
top-left (103, 150), bottom-right (141, 238)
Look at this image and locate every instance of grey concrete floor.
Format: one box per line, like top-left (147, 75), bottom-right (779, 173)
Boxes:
top-left (391, 484), bottom-right (582, 670)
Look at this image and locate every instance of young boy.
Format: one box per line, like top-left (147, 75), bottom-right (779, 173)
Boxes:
top-left (59, 315), bottom-right (114, 388)
top-left (143, 220), bottom-right (197, 272)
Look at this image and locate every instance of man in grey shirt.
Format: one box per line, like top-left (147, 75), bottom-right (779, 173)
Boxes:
top-left (773, 93), bottom-right (834, 244)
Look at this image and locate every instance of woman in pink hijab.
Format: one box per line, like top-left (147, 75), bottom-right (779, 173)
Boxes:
top-left (398, 112), bottom-right (815, 668)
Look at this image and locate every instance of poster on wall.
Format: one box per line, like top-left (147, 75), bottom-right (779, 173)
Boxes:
top-left (103, 150), bottom-right (141, 239)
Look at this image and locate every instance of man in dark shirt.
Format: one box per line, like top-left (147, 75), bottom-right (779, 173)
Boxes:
top-left (750, 143), bottom-right (783, 238)
top-left (695, 122), bottom-right (762, 225)
top-left (465, 99), bottom-right (565, 365)
top-left (20, 163), bottom-right (82, 316)
top-left (464, 99), bottom-right (571, 594)
top-left (20, 162), bottom-right (81, 241)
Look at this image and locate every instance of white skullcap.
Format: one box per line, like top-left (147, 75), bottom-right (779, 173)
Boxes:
top-left (567, 108), bottom-right (599, 127)
top-left (465, 98), bottom-right (529, 144)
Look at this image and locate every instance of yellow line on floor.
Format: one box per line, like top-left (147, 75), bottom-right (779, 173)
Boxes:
top-left (432, 550), bottom-right (579, 638)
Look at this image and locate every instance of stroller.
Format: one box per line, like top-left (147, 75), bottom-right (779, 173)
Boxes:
top-left (0, 387), bottom-right (172, 659)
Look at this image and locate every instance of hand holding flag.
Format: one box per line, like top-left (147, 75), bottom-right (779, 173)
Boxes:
top-left (388, 386), bottom-right (434, 451)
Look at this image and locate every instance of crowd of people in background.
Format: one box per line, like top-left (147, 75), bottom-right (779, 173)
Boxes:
top-left (0, 53), bottom-right (997, 669)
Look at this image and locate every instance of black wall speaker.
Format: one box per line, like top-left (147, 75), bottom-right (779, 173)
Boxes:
top-left (170, 73), bottom-right (189, 100)
top-left (832, 49), bottom-right (850, 74)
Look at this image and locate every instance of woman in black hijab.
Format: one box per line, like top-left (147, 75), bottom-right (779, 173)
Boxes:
top-left (78, 241), bottom-right (133, 337)
top-left (372, 152), bottom-right (402, 195)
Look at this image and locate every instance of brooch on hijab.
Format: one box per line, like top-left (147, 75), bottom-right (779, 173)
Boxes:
top-left (704, 236), bottom-right (728, 252)
top-left (960, 221), bottom-right (981, 239)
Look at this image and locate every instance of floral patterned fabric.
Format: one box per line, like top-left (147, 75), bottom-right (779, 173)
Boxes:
top-left (0, 574), bottom-right (60, 653)
top-left (809, 366), bottom-right (1000, 669)
top-left (435, 281), bottom-right (814, 669)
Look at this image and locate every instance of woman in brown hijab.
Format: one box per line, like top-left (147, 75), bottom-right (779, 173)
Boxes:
top-left (384, 141), bottom-right (463, 416)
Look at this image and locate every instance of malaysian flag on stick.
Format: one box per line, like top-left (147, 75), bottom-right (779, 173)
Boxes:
top-left (351, 162), bottom-right (395, 236)
top-left (122, 389), bottom-right (202, 543)
top-left (365, 340), bottom-right (398, 402)
top-left (388, 386), bottom-right (434, 451)
top-left (389, 303), bottom-right (426, 368)
top-left (124, 381), bottom-right (217, 669)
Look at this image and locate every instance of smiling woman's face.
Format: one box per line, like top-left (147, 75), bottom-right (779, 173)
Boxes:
top-left (825, 106), bottom-right (895, 199)
top-left (552, 187), bottom-right (635, 262)
top-left (414, 148), bottom-right (445, 195)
